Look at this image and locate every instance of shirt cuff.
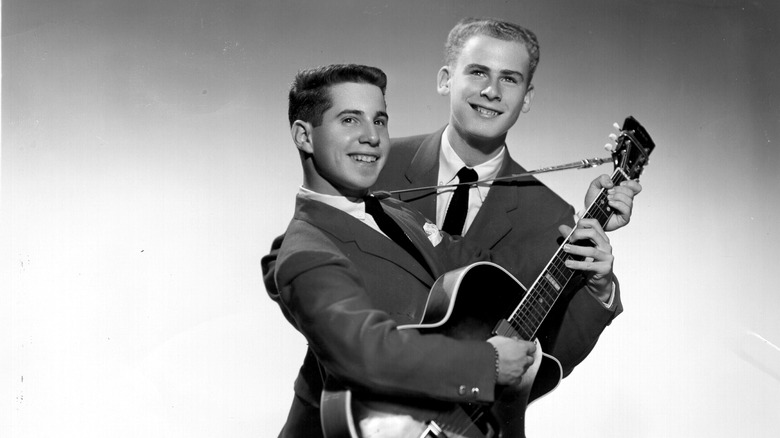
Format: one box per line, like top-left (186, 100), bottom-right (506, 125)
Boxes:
top-left (596, 281), bottom-right (616, 309)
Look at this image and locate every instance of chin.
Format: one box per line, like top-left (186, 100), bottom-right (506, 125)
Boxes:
top-left (466, 126), bottom-right (508, 143)
top-left (460, 118), bottom-right (507, 136)
top-left (348, 180), bottom-right (377, 195)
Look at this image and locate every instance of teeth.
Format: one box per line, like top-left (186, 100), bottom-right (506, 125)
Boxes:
top-left (474, 105), bottom-right (499, 116)
top-left (351, 154), bottom-right (377, 163)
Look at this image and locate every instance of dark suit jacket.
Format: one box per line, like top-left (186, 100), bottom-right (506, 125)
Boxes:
top-left (272, 195), bottom-right (518, 437)
top-left (375, 127), bottom-right (622, 377)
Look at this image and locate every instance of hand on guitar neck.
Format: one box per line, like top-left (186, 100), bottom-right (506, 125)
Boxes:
top-left (583, 174), bottom-right (643, 233)
top-left (558, 218), bottom-right (615, 305)
top-left (562, 173), bottom-right (643, 304)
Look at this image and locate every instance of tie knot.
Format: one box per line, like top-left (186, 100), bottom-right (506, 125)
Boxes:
top-left (457, 167), bottom-right (478, 185)
top-left (364, 195), bottom-right (382, 215)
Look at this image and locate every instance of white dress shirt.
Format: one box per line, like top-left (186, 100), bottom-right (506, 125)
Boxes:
top-left (435, 125), bottom-right (505, 236)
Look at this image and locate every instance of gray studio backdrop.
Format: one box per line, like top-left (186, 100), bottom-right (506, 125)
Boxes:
top-left (4, 1), bottom-right (779, 437)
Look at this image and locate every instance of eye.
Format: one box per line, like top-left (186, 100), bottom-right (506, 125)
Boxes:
top-left (501, 76), bottom-right (519, 84)
top-left (342, 117), bottom-right (357, 124)
top-left (374, 118), bottom-right (387, 127)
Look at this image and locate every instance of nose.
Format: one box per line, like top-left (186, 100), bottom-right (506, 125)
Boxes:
top-left (480, 80), bottom-right (502, 102)
top-left (360, 125), bottom-right (381, 147)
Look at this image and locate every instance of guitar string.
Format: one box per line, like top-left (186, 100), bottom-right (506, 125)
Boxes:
top-left (436, 403), bottom-right (489, 437)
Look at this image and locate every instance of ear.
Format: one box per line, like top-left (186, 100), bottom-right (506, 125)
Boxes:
top-left (521, 85), bottom-right (535, 113)
top-left (291, 120), bottom-right (314, 154)
top-left (436, 66), bottom-right (452, 96)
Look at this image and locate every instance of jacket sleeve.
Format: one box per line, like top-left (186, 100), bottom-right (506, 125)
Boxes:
top-left (545, 276), bottom-right (622, 378)
top-left (275, 243), bottom-right (498, 405)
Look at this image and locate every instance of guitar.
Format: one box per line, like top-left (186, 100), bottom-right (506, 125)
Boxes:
top-left (321, 116), bottom-right (656, 438)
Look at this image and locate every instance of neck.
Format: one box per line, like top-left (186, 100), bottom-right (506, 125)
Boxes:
top-left (446, 126), bottom-right (506, 167)
top-left (301, 167), bottom-right (369, 199)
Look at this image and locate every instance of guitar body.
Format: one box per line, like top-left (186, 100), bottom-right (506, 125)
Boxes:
top-left (321, 263), bottom-right (563, 438)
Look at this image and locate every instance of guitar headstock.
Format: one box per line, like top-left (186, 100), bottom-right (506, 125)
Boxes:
top-left (608, 116), bottom-right (655, 181)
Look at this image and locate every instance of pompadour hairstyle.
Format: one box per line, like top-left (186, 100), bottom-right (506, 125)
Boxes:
top-left (288, 64), bottom-right (388, 127)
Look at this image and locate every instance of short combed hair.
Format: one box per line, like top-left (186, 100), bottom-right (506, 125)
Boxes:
top-left (444, 17), bottom-right (540, 84)
top-left (288, 64), bottom-right (388, 127)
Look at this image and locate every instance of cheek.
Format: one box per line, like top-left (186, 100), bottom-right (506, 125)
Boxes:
top-left (454, 83), bottom-right (474, 98)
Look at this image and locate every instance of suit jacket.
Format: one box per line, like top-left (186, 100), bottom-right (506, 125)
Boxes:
top-left (375, 127), bottom-right (622, 377)
top-left (272, 195), bottom-right (517, 437)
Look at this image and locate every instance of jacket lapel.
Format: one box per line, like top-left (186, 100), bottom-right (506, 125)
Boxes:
top-left (294, 196), bottom-right (436, 285)
top-left (390, 128), bottom-right (523, 251)
top-left (395, 128), bottom-right (444, 222)
top-left (466, 152), bottom-right (522, 249)
top-left (380, 200), bottom-right (445, 278)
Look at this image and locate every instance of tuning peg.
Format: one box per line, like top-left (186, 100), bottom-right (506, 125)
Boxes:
top-left (613, 122), bottom-right (621, 131)
top-left (604, 143), bottom-right (614, 152)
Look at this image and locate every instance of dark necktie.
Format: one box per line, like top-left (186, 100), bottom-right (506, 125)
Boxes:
top-left (442, 167), bottom-right (479, 236)
top-left (364, 196), bottom-right (432, 276)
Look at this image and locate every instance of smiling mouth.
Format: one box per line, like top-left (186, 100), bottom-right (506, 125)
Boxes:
top-left (349, 154), bottom-right (379, 163)
top-left (470, 104), bottom-right (501, 117)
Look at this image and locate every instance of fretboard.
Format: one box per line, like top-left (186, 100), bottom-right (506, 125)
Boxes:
top-left (494, 168), bottom-right (628, 341)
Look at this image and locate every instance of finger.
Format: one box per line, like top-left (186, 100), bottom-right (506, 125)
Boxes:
top-left (608, 190), bottom-right (634, 208)
top-left (564, 243), bottom-right (613, 261)
top-left (564, 250), bottom-right (614, 274)
top-left (607, 192), bottom-right (633, 217)
top-left (609, 183), bottom-right (637, 200)
top-left (592, 174), bottom-right (614, 190)
top-left (565, 227), bottom-right (613, 257)
top-left (577, 218), bottom-right (609, 239)
top-left (620, 179), bottom-right (642, 195)
top-left (571, 220), bottom-right (610, 246)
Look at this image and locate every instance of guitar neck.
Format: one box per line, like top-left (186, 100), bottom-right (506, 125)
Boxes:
top-left (496, 168), bottom-right (626, 341)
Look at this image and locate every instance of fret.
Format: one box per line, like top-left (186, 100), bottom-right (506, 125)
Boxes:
top-left (517, 324), bottom-right (534, 340)
top-left (548, 256), bottom-right (568, 280)
top-left (589, 198), bottom-right (610, 223)
top-left (538, 283), bottom-right (557, 303)
top-left (518, 303), bottom-right (542, 327)
top-left (543, 273), bottom-right (561, 291)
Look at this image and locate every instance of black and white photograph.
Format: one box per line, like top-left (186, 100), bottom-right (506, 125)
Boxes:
top-left (4, 1), bottom-right (779, 437)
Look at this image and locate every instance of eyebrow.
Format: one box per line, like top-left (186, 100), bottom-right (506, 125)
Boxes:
top-left (336, 109), bottom-right (389, 120)
top-left (465, 63), bottom-right (524, 79)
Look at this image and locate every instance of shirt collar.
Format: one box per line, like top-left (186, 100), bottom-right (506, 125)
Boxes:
top-left (298, 186), bottom-right (366, 220)
top-left (439, 125), bottom-right (506, 184)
